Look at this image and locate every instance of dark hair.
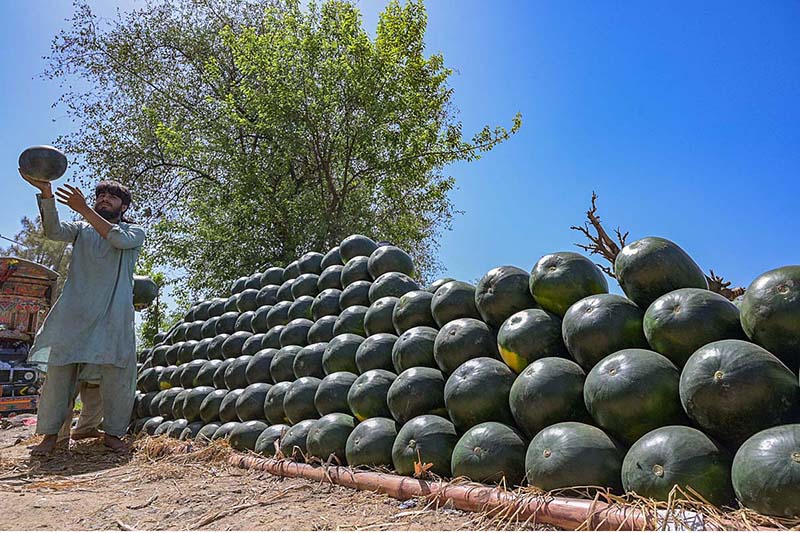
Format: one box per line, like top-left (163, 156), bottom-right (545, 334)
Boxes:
top-left (95, 180), bottom-right (134, 223)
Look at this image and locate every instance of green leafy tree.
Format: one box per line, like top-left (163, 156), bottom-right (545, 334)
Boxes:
top-left (46, 0), bottom-right (520, 299)
top-left (1, 216), bottom-right (71, 296)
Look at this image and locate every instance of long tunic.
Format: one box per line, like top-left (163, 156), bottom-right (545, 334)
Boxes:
top-left (28, 195), bottom-right (145, 369)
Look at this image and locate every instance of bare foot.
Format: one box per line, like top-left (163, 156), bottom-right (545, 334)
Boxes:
top-left (104, 434), bottom-right (129, 453)
top-left (30, 434), bottom-right (59, 456)
top-left (71, 428), bottom-right (103, 441)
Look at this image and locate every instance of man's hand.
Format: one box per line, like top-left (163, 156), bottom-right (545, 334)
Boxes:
top-left (54, 184), bottom-right (90, 215)
top-left (19, 169), bottom-right (53, 198)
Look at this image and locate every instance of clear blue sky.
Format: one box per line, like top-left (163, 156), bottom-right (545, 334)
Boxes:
top-left (1, 1), bottom-right (798, 299)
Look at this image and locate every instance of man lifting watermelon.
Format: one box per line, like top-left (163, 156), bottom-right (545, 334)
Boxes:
top-left (19, 167), bottom-right (144, 455)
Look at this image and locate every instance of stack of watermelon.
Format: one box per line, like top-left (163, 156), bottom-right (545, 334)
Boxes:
top-left (132, 235), bottom-right (800, 519)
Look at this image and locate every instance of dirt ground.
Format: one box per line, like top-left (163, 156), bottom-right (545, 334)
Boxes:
top-left (0, 420), bottom-right (554, 531)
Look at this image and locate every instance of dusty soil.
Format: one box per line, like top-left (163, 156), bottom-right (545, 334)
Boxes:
top-left (0, 421), bottom-right (554, 531)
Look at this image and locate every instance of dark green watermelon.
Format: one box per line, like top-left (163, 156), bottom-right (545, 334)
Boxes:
top-left (298, 252), bottom-right (324, 275)
top-left (355, 333), bottom-right (397, 373)
top-left (236, 289), bottom-right (260, 313)
top-left (212, 421), bottom-right (241, 441)
top-left (509, 357), bottom-right (589, 439)
top-left (525, 422), bottom-right (623, 491)
top-left (387, 367), bottom-right (447, 424)
top-left (431, 281), bottom-right (480, 328)
top-left (280, 318), bottom-right (313, 347)
top-left (207, 298), bottom-right (227, 318)
top-left (562, 294), bottom-right (649, 371)
top-left (185, 320), bottom-right (205, 341)
top-left (264, 381), bottom-right (292, 425)
top-left (222, 332), bottom-right (252, 359)
top-left (157, 387), bottom-right (183, 418)
top-left (224, 355), bottom-right (252, 389)
top-left (177, 340), bottom-right (199, 364)
top-left (292, 274), bottom-right (320, 299)
top-left (224, 295), bottom-right (240, 313)
top-left (236, 383), bottom-right (272, 421)
top-left (341, 256), bottom-right (372, 287)
top-left (339, 280), bottom-right (372, 309)
top-left (679, 339), bottom-right (800, 447)
top-left (280, 419), bottom-right (316, 461)
top-left (267, 301), bottom-right (292, 328)
top-left (137, 392), bottom-right (158, 418)
top-left (364, 297), bottom-right (399, 336)
top-left (434, 318), bottom-right (499, 375)
top-left (256, 285), bottom-right (280, 307)
top-left (392, 326), bottom-right (438, 372)
top-left (167, 418), bottom-right (189, 439)
top-left (732, 424), bottom-right (800, 518)
top-left (614, 237), bottom-right (708, 309)
top-left (321, 246), bottom-right (343, 270)
top-left (255, 424), bottom-right (291, 456)
top-left (246, 348), bottom-right (276, 385)
top-left (307, 316), bottom-right (337, 344)
top-left (307, 413), bottom-right (356, 465)
top-left (260, 267), bottom-right (284, 287)
top-left (346, 417), bottom-right (398, 467)
top-left (529, 252), bottom-right (608, 317)
top-left (230, 277), bottom-right (247, 295)
top-left (270, 345), bottom-right (302, 383)
top-left (246, 272), bottom-right (263, 290)
top-left (151, 346), bottom-right (170, 366)
top-left (153, 420), bottom-right (173, 436)
top-left (196, 422), bottom-right (221, 443)
top-left (212, 358), bottom-right (233, 389)
top-left (195, 360), bottom-right (222, 387)
top-left (229, 420), bottom-right (269, 451)
top-left (137, 367), bottom-right (160, 393)
top-left (293, 342), bottom-right (327, 378)
top-left (740, 265), bottom-right (800, 369)
top-left (368, 272), bottom-right (419, 303)
top-left (219, 389), bottom-right (244, 423)
top-left (262, 326), bottom-right (285, 350)
top-left (347, 370), bottom-right (396, 421)
top-left (392, 290), bottom-right (436, 334)
top-left (179, 360), bottom-right (206, 389)
top-left (18, 145), bottom-right (67, 181)
top-left (622, 425), bottom-right (733, 505)
top-left (497, 309), bottom-right (567, 373)
top-left (251, 305), bottom-right (271, 333)
top-left (191, 338), bottom-right (212, 360)
top-left (132, 416), bottom-right (150, 435)
top-left (142, 416), bottom-right (165, 435)
top-left (158, 365), bottom-right (178, 390)
top-left (323, 334), bottom-right (363, 374)
top-left (283, 261), bottom-right (300, 282)
top-left (475, 266), bottom-right (537, 328)
top-left (200, 317), bottom-right (219, 341)
top-left (234, 310), bottom-right (254, 332)
top-left (426, 277), bottom-right (456, 294)
top-left (277, 279), bottom-right (295, 302)
top-left (164, 344), bottom-right (182, 366)
top-left (452, 422), bottom-right (527, 485)
top-left (584, 349), bottom-right (687, 444)
top-left (444, 357), bottom-right (515, 432)
top-left (332, 305), bottom-right (368, 337)
top-left (172, 390), bottom-right (190, 419)
top-left (318, 265), bottom-right (343, 291)
top-left (216, 312), bottom-right (239, 335)
top-left (133, 276), bottom-right (159, 309)
top-left (392, 415), bottom-right (458, 477)
top-left (288, 296), bottom-right (314, 321)
top-left (311, 289), bottom-right (342, 320)
top-left (315, 371), bottom-right (357, 416)
top-left (241, 334), bottom-right (264, 356)
top-left (179, 421), bottom-right (205, 441)
top-left (148, 391), bottom-right (166, 417)
top-left (644, 288), bottom-right (745, 367)
top-left (193, 302), bottom-right (212, 321)
top-left (284, 377), bottom-right (322, 424)
top-left (368, 245), bottom-right (414, 278)
top-left (340, 235), bottom-right (378, 263)
top-left (182, 386), bottom-right (215, 423)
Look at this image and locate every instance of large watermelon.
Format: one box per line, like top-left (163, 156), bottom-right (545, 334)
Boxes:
top-left (584, 349), bottom-right (687, 444)
top-left (679, 339), bottom-right (800, 447)
top-left (341, 256), bottom-right (373, 287)
top-left (256, 285), bottom-right (279, 308)
top-left (157, 387), bottom-right (183, 418)
top-left (270, 345), bottom-right (302, 383)
top-left (451, 422), bottom-right (527, 485)
top-left (200, 318), bottom-right (220, 339)
top-left (368, 272), bottom-right (419, 303)
top-left (288, 296), bottom-right (314, 321)
top-left (340, 235), bottom-right (378, 263)
top-left (283, 377), bottom-right (322, 424)
top-left (212, 421), bottom-right (241, 441)
top-left (306, 413), bottom-right (356, 465)
top-left (320, 246), bottom-right (343, 270)
top-left (182, 386), bottom-right (215, 423)
top-left (179, 421), bottom-right (205, 441)
top-left (266, 301), bottom-right (291, 328)
top-left (241, 334), bottom-right (264, 356)
top-left (529, 252), bottom-right (608, 316)
top-left (392, 326), bottom-right (438, 372)
top-left (177, 340), bottom-right (199, 364)
top-left (622, 425), bottom-right (733, 506)
top-left (644, 288), bottom-right (745, 367)
top-left (191, 338), bottom-right (212, 360)
top-left (347, 369), bottom-right (397, 421)
top-left (236, 289), bottom-right (260, 313)
top-left (732, 424), bottom-right (800, 518)
top-left (142, 416), bottom-right (165, 435)
top-left (525, 422), bottom-right (623, 491)
top-left (229, 420), bottom-right (269, 451)
top-left (431, 281), bottom-right (481, 328)
top-left (315, 371), bottom-right (357, 416)
top-left (216, 312), bottom-right (240, 335)
top-left (562, 294), bottom-right (649, 371)
top-left (497, 309), bottom-right (568, 374)
top-left (332, 305), bottom-right (368, 337)
top-left (283, 261), bottom-right (300, 282)
top-left (509, 357), bottom-right (588, 439)
top-left (392, 415), bottom-right (458, 477)
top-left (222, 332), bottom-right (253, 359)
top-left (307, 315), bottom-right (337, 344)
top-left (322, 334), bottom-right (363, 375)
top-left (292, 274), bottom-right (320, 299)
top-left (614, 237), bottom-right (708, 309)
top-left (444, 357), bottom-right (515, 432)
top-left (219, 389), bottom-right (244, 423)
top-left (280, 419), bottom-right (316, 461)
top-left (368, 245), bottom-right (414, 278)
top-left (251, 306), bottom-right (271, 333)
top-left (434, 318), bottom-right (499, 375)
top-left (475, 266), bottom-right (537, 328)
top-left (355, 333), bottom-right (397, 373)
top-left (195, 422), bottom-right (221, 443)
top-left (364, 297), bottom-right (399, 336)
top-left (279, 318), bottom-right (313, 347)
top-left (426, 277), bottom-right (456, 294)
top-left (199, 389), bottom-right (227, 423)
top-left (207, 334), bottom-right (229, 360)
top-left (387, 367), bottom-right (447, 424)
top-left (260, 267), bottom-right (284, 287)
top-left (318, 265), bottom-right (344, 291)
top-left (255, 424), bottom-right (291, 456)
top-left (311, 289), bottom-right (342, 320)
top-left (392, 291), bottom-right (436, 334)
top-left (339, 281), bottom-right (372, 309)
top-left (298, 252), bottom-right (324, 275)
top-left (236, 383), bottom-right (272, 422)
top-left (346, 417), bottom-right (398, 468)
top-left (263, 381), bottom-right (292, 425)
top-left (262, 325), bottom-right (284, 349)
top-left (223, 355), bottom-right (252, 389)
top-left (739, 265), bottom-right (800, 369)
top-left (246, 349), bottom-right (276, 384)
top-left (293, 342), bottom-right (327, 378)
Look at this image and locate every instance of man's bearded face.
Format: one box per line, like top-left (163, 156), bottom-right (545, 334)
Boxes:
top-left (95, 191), bottom-right (126, 221)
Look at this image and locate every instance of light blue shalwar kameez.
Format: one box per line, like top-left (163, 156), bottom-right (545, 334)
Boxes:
top-left (30, 195), bottom-right (145, 436)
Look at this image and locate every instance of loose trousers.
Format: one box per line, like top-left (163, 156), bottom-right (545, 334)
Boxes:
top-left (36, 361), bottom-right (136, 437)
top-left (56, 382), bottom-right (104, 442)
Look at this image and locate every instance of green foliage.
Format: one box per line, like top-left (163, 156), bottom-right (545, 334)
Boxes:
top-left (0, 216), bottom-right (71, 296)
top-left (135, 250), bottom-right (185, 347)
top-left (46, 0), bottom-right (520, 298)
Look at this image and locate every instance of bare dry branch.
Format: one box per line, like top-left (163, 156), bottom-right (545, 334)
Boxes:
top-left (706, 270), bottom-right (746, 301)
top-left (570, 192), bottom-right (627, 278)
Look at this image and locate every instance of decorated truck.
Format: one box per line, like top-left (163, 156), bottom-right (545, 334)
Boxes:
top-left (0, 256), bottom-right (58, 416)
